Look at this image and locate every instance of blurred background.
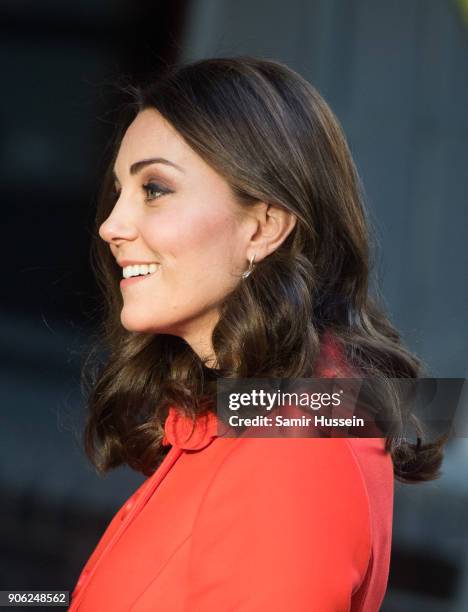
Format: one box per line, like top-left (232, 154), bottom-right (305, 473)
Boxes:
top-left (1, 0), bottom-right (467, 610)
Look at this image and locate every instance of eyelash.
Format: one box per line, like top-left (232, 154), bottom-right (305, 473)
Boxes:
top-left (111, 182), bottom-right (172, 202)
top-left (143, 181), bottom-right (172, 201)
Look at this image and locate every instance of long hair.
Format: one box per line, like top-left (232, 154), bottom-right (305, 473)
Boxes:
top-left (82, 56), bottom-right (448, 482)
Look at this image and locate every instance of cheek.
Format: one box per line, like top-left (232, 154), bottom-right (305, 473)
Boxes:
top-left (144, 208), bottom-right (241, 294)
top-left (147, 207), bottom-right (239, 265)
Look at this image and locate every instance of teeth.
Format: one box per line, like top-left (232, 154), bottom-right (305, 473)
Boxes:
top-left (123, 263), bottom-right (159, 278)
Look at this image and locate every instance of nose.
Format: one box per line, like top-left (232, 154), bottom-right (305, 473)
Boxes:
top-left (98, 208), bottom-right (138, 245)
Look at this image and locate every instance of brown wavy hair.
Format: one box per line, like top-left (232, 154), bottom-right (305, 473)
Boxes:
top-left (82, 55), bottom-right (448, 483)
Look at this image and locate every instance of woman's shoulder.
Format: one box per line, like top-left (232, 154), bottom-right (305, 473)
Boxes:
top-left (216, 434), bottom-right (389, 481)
top-left (202, 434), bottom-right (376, 521)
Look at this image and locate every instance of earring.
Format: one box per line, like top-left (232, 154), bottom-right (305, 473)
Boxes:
top-left (241, 253), bottom-right (256, 279)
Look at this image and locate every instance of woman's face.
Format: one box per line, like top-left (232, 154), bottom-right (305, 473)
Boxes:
top-left (99, 108), bottom-right (253, 359)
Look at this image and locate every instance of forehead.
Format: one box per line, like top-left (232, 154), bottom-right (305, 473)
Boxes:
top-left (115, 108), bottom-right (193, 171)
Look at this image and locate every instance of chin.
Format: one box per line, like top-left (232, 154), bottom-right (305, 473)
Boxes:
top-left (120, 309), bottom-right (175, 335)
top-left (120, 309), bottom-right (153, 333)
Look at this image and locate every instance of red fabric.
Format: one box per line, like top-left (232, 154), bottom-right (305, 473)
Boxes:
top-left (70, 330), bottom-right (394, 611)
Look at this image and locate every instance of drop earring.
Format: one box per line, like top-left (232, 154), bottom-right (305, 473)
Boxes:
top-left (241, 253), bottom-right (256, 279)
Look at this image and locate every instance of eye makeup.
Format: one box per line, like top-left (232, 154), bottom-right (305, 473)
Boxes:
top-left (142, 181), bottom-right (173, 201)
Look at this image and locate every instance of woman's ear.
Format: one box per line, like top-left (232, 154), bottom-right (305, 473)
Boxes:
top-left (245, 201), bottom-right (297, 262)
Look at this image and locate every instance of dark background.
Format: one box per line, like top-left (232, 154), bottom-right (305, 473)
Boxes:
top-left (1, 1), bottom-right (467, 610)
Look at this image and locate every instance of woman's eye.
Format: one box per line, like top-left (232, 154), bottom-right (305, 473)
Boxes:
top-left (143, 182), bottom-right (171, 201)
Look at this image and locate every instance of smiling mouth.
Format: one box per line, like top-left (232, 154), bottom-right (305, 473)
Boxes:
top-left (122, 263), bottom-right (160, 279)
top-left (120, 264), bottom-right (161, 287)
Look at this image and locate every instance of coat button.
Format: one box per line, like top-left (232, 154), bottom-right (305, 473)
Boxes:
top-left (120, 499), bottom-right (134, 521)
top-left (72, 569), bottom-right (89, 598)
top-left (120, 490), bottom-right (141, 521)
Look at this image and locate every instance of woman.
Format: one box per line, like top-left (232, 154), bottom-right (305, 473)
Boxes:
top-left (70, 56), bottom-right (447, 611)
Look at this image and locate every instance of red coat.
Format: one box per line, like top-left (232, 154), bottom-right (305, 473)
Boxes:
top-left (70, 335), bottom-right (394, 611)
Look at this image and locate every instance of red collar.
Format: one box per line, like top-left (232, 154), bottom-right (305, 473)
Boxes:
top-left (162, 407), bottom-right (220, 450)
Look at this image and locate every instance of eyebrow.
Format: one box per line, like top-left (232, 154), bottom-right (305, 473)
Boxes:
top-left (112, 157), bottom-right (184, 181)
